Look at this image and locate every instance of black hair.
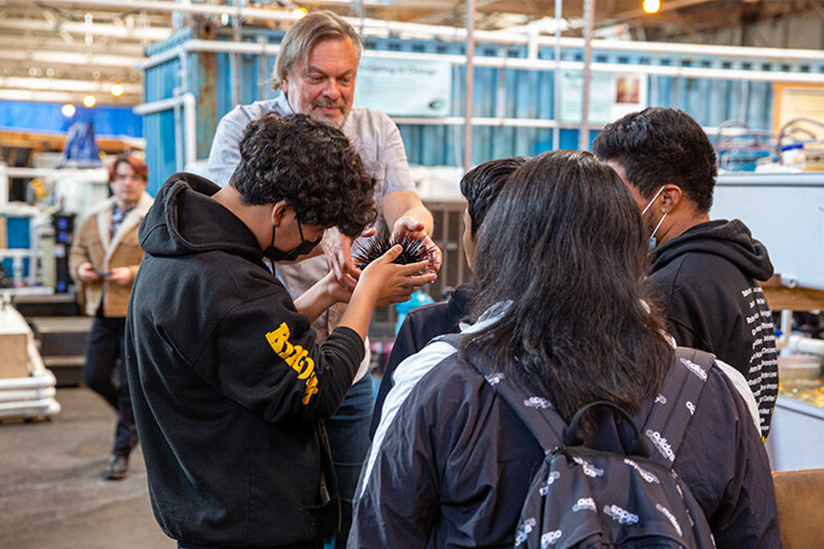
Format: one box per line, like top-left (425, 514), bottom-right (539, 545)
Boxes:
top-left (229, 113), bottom-right (377, 237)
top-left (463, 150), bottom-right (673, 423)
top-left (592, 107), bottom-right (717, 213)
top-left (460, 156), bottom-right (528, 238)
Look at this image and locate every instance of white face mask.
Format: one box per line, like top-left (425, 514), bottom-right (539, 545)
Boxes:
top-left (642, 185), bottom-right (667, 252)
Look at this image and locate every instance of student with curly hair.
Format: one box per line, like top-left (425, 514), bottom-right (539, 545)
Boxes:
top-left (207, 15), bottom-right (442, 542)
top-left (125, 113), bottom-right (436, 549)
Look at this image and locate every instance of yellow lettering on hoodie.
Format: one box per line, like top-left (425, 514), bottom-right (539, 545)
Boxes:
top-left (265, 322), bottom-right (320, 405)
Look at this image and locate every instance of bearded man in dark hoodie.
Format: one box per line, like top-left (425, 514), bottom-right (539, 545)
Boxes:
top-left (125, 113), bottom-right (436, 549)
top-left (593, 107), bottom-right (778, 439)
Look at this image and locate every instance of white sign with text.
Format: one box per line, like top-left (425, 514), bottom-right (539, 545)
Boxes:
top-left (355, 57), bottom-right (452, 117)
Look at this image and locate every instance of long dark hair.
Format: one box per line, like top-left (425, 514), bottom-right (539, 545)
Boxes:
top-left (463, 150), bottom-right (673, 422)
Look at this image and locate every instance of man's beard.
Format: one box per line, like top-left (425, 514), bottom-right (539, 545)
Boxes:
top-left (311, 99), bottom-right (348, 128)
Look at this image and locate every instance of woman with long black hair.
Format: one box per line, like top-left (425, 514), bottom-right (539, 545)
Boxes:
top-left (351, 150), bottom-right (779, 548)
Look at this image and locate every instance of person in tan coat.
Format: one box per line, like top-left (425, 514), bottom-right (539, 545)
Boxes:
top-left (69, 154), bottom-right (153, 480)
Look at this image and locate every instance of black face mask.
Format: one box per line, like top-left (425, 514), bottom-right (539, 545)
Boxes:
top-left (262, 219), bottom-right (322, 262)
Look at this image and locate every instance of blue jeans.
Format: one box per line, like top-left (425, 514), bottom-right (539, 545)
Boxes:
top-left (324, 375), bottom-right (374, 549)
top-left (83, 314), bottom-right (138, 457)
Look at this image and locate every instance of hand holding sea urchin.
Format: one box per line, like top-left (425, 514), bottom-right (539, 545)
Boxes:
top-left (352, 233), bottom-right (439, 273)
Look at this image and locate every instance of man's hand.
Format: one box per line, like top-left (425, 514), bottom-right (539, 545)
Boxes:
top-left (106, 267), bottom-right (134, 286)
top-left (320, 270), bottom-right (354, 305)
top-left (321, 226), bottom-right (377, 290)
top-left (392, 216), bottom-right (443, 272)
top-left (77, 262), bottom-right (101, 283)
top-left (358, 245), bottom-right (438, 307)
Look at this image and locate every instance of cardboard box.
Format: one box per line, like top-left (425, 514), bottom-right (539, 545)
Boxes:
top-left (0, 305), bottom-right (31, 379)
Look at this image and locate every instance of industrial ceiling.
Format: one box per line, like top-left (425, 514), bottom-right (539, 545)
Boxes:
top-left (0, 0), bottom-right (820, 106)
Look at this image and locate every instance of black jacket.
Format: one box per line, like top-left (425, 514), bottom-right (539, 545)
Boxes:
top-left (369, 283), bottom-right (473, 438)
top-left (646, 219), bottom-right (778, 438)
top-left (125, 173), bottom-right (364, 548)
top-left (352, 347), bottom-right (780, 549)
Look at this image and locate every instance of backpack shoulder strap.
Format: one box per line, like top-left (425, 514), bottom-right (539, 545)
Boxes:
top-left (642, 347), bottom-right (716, 468)
top-left (438, 334), bottom-right (566, 448)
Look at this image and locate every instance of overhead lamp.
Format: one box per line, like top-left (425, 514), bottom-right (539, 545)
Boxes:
top-left (61, 104), bottom-right (76, 118)
top-left (83, 95), bottom-right (96, 108)
top-left (643, 0), bottom-right (661, 14)
top-left (292, 8), bottom-right (308, 19)
top-left (111, 83), bottom-right (124, 97)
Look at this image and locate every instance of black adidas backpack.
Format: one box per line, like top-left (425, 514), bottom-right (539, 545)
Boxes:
top-left (442, 335), bottom-right (718, 549)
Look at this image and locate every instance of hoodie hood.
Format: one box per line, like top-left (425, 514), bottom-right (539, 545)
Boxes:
top-left (650, 219), bottom-right (773, 281)
top-left (139, 172), bottom-right (263, 263)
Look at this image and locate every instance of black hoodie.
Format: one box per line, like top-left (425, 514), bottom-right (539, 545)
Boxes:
top-left (124, 173), bottom-right (364, 548)
top-left (646, 219), bottom-right (777, 438)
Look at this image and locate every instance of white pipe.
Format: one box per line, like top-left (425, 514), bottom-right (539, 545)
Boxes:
top-left (464, 0), bottom-right (476, 173)
top-left (183, 92), bottom-right (198, 169)
top-left (133, 96), bottom-right (185, 115)
top-left (777, 309), bottom-right (794, 351)
top-left (392, 116), bottom-right (561, 128)
top-left (173, 89), bottom-right (184, 172)
top-left (580, 0), bottom-right (595, 151)
top-left (552, 0), bottom-right (562, 151)
top-left (0, 398), bottom-right (61, 419)
top-left (0, 370), bottom-right (56, 391)
top-left (0, 387), bottom-right (57, 404)
top-left (31, 0), bottom-right (297, 24)
top-left (786, 335), bottom-right (824, 356)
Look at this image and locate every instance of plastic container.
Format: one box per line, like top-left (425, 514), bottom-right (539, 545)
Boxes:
top-left (394, 290), bottom-right (435, 335)
top-left (780, 143), bottom-right (807, 171)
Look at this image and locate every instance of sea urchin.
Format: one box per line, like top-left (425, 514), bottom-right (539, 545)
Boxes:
top-left (352, 233), bottom-right (439, 273)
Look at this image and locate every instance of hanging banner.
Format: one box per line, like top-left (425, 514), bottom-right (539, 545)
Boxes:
top-left (559, 70), bottom-right (648, 124)
top-left (354, 56), bottom-right (452, 117)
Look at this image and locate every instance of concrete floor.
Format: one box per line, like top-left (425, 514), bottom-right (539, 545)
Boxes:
top-left (0, 387), bottom-right (175, 549)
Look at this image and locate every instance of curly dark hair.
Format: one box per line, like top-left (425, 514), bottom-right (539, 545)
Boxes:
top-left (592, 107), bottom-right (717, 213)
top-left (229, 113), bottom-right (377, 237)
top-left (460, 156), bottom-right (527, 238)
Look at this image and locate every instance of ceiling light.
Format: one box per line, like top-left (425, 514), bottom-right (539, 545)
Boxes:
top-left (83, 95), bottom-right (96, 108)
top-left (643, 0), bottom-right (661, 14)
top-left (61, 104), bottom-right (76, 118)
top-left (111, 83), bottom-right (124, 97)
top-left (292, 8), bottom-right (308, 19)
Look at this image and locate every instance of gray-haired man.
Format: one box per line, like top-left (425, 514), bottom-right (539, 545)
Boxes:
top-left (207, 10), bottom-right (441, 547)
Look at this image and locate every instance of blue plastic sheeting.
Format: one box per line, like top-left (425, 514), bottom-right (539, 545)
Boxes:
top-left (0, 100), bottom-right (142, 137)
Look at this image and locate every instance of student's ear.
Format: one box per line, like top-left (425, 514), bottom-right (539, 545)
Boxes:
top-left (660, 185), bottom-right (683, 214)
top-left (271, 201), bottom-right (292, 227)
